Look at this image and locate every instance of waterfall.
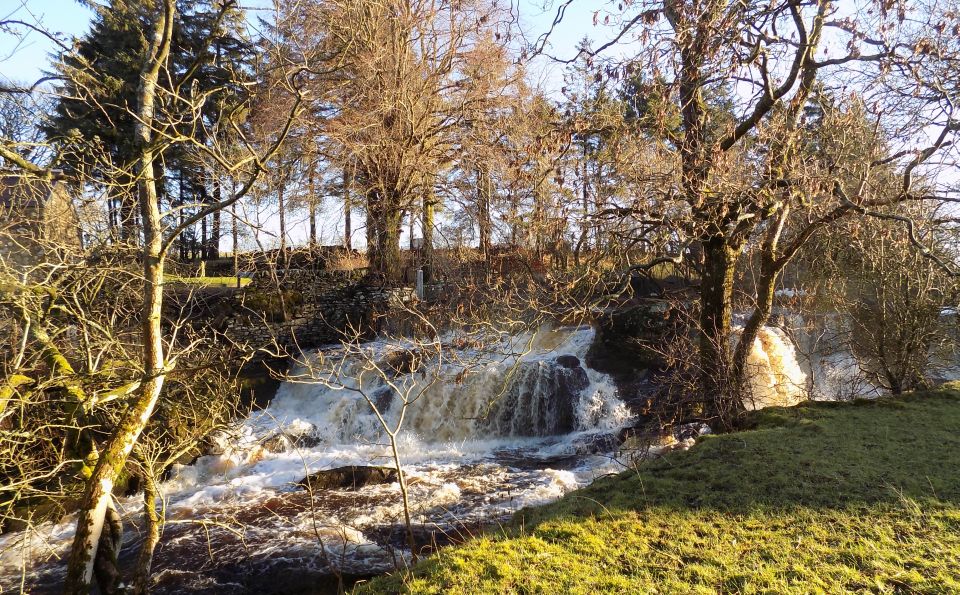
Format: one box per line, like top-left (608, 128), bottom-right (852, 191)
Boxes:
top-left (0, 324), bottom-right (820, 591)
top-left (737, 326), bottom-right (808, 410)
top-left (249, 326), bottom-right (628, 446)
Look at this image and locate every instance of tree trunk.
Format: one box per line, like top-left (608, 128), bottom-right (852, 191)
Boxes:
top-left (344, 169), bottom-right (352, 250)
top-left (92, 499), bottom-right (123, 594)
top-left (732, 206), bottom-right (790, 394)
top-left (698, 236), bottom-right (740, 426)
top-left (114, 173), bottom-right (138, 244)
top-left (408, 208), bottom-right (415, 250)
top-left (278, 184), bottom-right (286, 252)
top-left (532, 180), bottom-right (545, 258)
top-left (477, 167), bottom-right (491, 259)
top-left (308, 166), bottom-right (317, 247)
top-left (177, 173), bottom-right (186, 261)
top-left (107, 195), bottom-right (118, 242)
top-left (64, 3), bottom-right (174, 591)
top-left (366, 189), bottom-right (378, 257)
top-left (422, 186), bottom-right (435, 283)
top-left (232, 191), bottom-right (240, 289)
top-left (367, 189), bottom-right (402, 283)
top-left (201, 212), bottom-right (208, 260)
top-left (132, 470), bottom-right (160, 594)
top-left (211, 174), bottom-right (221, 259)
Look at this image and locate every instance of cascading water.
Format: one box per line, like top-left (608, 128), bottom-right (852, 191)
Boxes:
top-left (737, 326), bottom-right (808, 410)
top-left (0, 327), bottom-right (632, 593)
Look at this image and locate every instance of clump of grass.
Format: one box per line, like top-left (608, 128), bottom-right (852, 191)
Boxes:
top-left (164, 275), bottom-right (251, 288)
top-left (362, 388), bottom-right (960, 593)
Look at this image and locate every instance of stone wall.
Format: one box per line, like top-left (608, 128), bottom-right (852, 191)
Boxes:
top-left (221, 269), bottom-right (416, 353)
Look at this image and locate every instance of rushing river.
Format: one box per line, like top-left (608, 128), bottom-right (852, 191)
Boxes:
top-left (1, 327), bottom-right (639, 593)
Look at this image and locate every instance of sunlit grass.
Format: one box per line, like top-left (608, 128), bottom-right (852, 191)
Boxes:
top-left (362, 388), bottom-right (960, 593)
top-left (163, 275), bottom-right (251, 288)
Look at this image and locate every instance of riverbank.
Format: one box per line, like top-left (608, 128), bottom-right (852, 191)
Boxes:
top-left (363, 386), bottom-right (960, 593)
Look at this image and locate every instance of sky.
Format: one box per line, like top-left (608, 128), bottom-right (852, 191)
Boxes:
top-left (0, 0), bottom-right (616, 88)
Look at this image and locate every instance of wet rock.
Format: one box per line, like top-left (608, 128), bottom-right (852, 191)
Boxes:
top-left (586, 301), bottom-right (690, 417)
top-left (367, 521), bottom-right (483, 555)
top-left (260, 433), bottom-right (289, 453)
top-left (570, 432), bottom-right (620, 454)
top-left (619, 429), bottom-right (677, 453)
top-left (380, 348), bottom-right (424, 377)
top-left (493, 449), bottom-right (581, 470)
top-left (297, 465), bottom-right (398, 491)
top-left (371, 385), bottom-right (395, 411)
top-left (617, 423), bottom-right (710, 459)
top-left (554, 354), bottom-right (581, 369)
top-left (260, 427), bottom-right (320, 453)
top-left (675, 422), bottom-right (711, 441)
top-left (587, 301), bottom-right (681, 375)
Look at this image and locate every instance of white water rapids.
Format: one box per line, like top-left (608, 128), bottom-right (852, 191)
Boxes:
top-left (0, 327), bottom-right (634, 592)
top-left (0, 324), bottom-right (821, 593)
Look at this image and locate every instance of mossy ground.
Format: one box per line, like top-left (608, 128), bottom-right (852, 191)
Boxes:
top-left (361, 387), bottom-right (960, 593)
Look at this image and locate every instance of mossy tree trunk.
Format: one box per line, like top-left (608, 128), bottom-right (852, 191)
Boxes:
top-left (64, 2), bottom-right (174, 592)
top-left (343, 167), bottom-right (352, 250)
top-left (698, 236), bottom-right (741, 424)
top-left (132, 468), bottom-right (161, 595)
top-left (477, 166), bottom-right (491, 260)
top-left (367, 187), bottom-right (403, 283)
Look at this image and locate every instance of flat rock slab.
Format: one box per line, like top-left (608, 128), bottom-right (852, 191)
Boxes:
top-left (298, 465), bottom-right (398, 491)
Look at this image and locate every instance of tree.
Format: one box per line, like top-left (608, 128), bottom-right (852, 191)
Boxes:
top-left (46, 0), bottom-right (253, 250)
top-left (49, 1), bottom-right (305, 591)
top-left (547, 0), bottom-right (960, 425)
top-left (301, 0), bottom-right (516, 282)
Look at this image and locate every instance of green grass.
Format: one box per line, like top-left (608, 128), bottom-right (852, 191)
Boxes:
top-left (163, 275), bottom-right (250, 288)
top-left (361, 387), bottom-right (960, 594)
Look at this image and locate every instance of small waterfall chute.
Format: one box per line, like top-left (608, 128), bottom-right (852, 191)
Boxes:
top-left (257, 327), bottom-right (628, 445)
top-left (736, 326), bottom-right (808, 410)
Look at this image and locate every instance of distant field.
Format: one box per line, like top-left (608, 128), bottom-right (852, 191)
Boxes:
top-left (164, 276), bottom-right (251, 288)
top-left (364, 388), bottom-right (960, 594)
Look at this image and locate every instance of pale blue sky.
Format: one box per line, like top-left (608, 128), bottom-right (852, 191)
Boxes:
top-left (0, 0), bottom-right (618, 90)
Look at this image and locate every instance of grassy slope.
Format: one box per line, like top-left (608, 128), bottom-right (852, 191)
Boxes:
top-left (363, 388), bottom-right (960, 594)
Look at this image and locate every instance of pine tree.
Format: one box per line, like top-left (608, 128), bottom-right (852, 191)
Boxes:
top-left (46, 0), bottom-right (253, 250)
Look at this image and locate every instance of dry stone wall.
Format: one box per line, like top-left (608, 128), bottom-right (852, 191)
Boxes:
top-left (221, 269), bottom-right (416, 353)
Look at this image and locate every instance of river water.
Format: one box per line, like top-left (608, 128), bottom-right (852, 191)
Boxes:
top-left (1, 327), bottom-right (640, 592)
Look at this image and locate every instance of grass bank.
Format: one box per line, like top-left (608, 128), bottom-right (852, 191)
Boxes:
top-left (364, 387), bottom-right (960, 593)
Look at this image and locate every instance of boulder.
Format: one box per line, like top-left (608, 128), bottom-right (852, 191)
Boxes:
top-left (554, 354), bottom-right (582, 369)
top-left (260, 431), bottom-right (320, 454)
top-left (570, 432), bottom-right (620, 454)
top-left (297, 465), bottom-right (398, 491)
top-left (586, 301), bottom-right (690, 416)
top-left (379, 348), bottom-right (424, 377)
top-left (371, 385), bottom-right (395, 412)
top-left (587, 301), bottom-right (680, 374)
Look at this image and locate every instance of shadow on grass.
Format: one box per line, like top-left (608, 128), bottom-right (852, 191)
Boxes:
top-left (521, 388), bottom-right (960, 524)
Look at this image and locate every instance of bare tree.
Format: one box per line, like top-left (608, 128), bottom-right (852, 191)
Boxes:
top-left (535, 0), bottom-right (960, 426)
